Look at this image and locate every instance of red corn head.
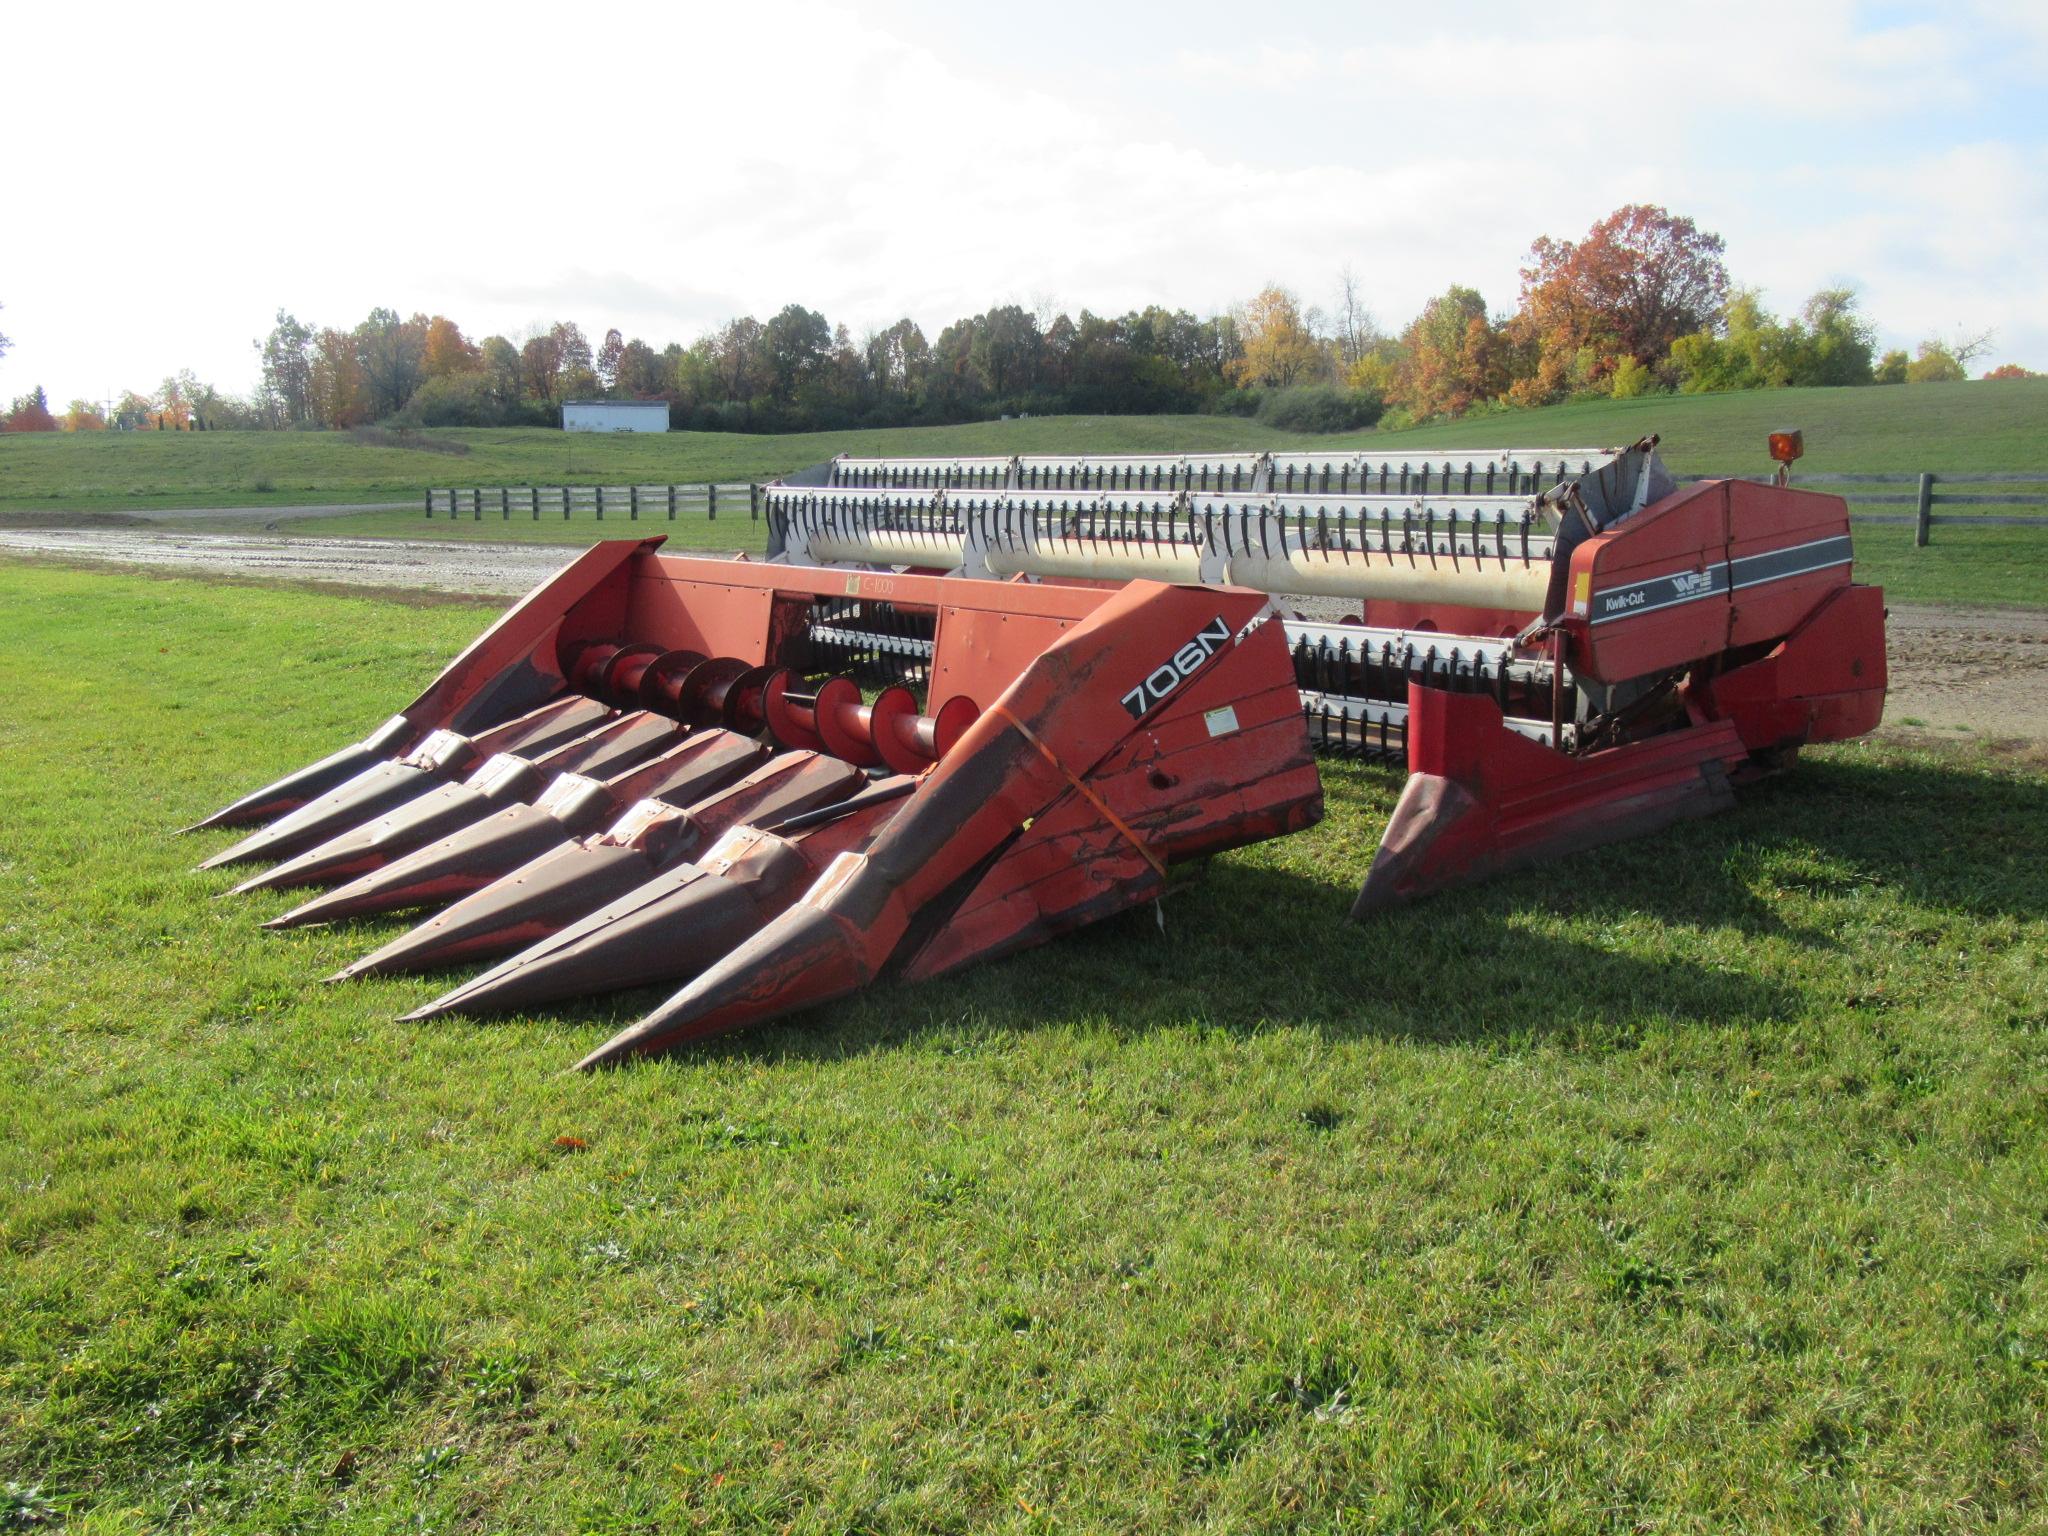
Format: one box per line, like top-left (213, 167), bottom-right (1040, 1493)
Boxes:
top-left (232, 710), bottom-right (685, 898)
top-left (402, 778), bottom-right (914, 1020)
top-left (265, 729), bottom-right (769, 929)
top-left (330, 750), bottom-right (867, 980)
top-left (574, 581), bottom-right (1322, 1068)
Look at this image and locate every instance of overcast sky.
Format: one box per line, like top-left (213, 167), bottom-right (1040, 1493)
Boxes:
top-left (4, 0), bottom-right (2045, 408)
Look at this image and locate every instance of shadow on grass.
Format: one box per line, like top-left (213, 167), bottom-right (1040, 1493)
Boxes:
top-left (403, 746), bottom-right (2045, 1070)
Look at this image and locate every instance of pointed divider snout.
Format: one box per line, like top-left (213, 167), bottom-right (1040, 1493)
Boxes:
top-left (401, 776), bottom-right (917, 1021)
top-left (194, 695), bottom-right (620, 871)
top-left (261, 730), bottom-right (775, 931)
top-left (196, 739), bottom-right (475, 872)
top-left (225, 709), bottom-right (703, 900)
top-left (226, 753), bottom-right (550, 896)
top-left (264, 802), bottom-right (579, 931)
top-left (180, 722), bottom-right (409, 834)
top-left (328, 751), bottom-right (869, 981)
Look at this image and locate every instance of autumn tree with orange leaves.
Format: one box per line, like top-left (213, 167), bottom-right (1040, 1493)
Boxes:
top-left (310, 328), bottom-right (370, 428)
top-left (422, 316), bottom-right (481, 378)
top-left (1394, 286), bottom-right (1511, 420)
top-left (1508, 204), bottom-right (1729, 405)
top-left (1227, 286), bottom-right (1324, 388)
top-left (2, 385), bottom-right (58, 432)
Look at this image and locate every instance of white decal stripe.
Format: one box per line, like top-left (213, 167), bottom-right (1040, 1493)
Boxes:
top-left (1589, 586), bottom-right (1721, 624)
top-left (1591, 536), bottom-right (1854, 625)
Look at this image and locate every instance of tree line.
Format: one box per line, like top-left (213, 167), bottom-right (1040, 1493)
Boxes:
top-left (3, 207), bottom-right (2030, 437)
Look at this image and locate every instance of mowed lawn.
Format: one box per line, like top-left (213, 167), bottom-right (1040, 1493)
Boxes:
top-left (1, 563), bottom-right (2043, 1533)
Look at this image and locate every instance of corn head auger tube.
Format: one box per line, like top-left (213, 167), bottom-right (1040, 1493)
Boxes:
top-left (186, 436), bottom-right (1886, 1068)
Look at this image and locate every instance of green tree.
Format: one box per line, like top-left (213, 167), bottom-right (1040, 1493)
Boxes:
top-left (968, 305), bottom-right (1043, 401)
top-left (1671, 288), bottom-right (1879, 393)
top-left (1874, 349), bottom-right (1909, 384)
top-left (672, 337), bottom-right (721, 410)
top-left (798, 323), bottom-right (870, 424)
top-left (864, 319), bottom-right (929, 408)
top-left (1796, 288), bottom-right (1876, 386)
top-left (596, 328), bottom-right (625, 394)
top-left (1608, 356), bottom-right (1654, 398)
top-left (762, 306), bottom-right (832, 404)
top-left (353, 308), bottom-right (428, 417)
top-left (258, 310), bottom-right (315, 426)
top-left (711, 317), bottom-right (765, 402)
top-left (479, 336), bottom-right (523, 407)
top-left (920, 320), bottom-right (984, 417)
top-left (1905, 340), bottom-right (1965, 383)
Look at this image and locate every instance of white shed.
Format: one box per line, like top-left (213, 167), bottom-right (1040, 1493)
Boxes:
top-left (562, 399), bottom-right (669, 433)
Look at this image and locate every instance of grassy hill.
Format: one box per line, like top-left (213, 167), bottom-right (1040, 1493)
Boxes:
top-left (3, 383), bottom-right (2041, 608)
top-left (2, 380), bottom-right (2044, 513)
top-left (1362, 378), bottom-right (2048, 475)
top-left (0, 418), bottom-right (1334, 513)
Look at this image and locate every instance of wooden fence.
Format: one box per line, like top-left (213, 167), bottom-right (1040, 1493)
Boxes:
top-left (428, 473), bottom-right (2043, 549)
top-left (425, 483), bottom-right (761, 522)
top-left (1685, 472), bottom-right (2047, 546)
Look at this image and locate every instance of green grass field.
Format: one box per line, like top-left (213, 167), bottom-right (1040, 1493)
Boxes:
top-left (2, 380), bottom-right (2044, 513)
top-left (0, 418), bottom-right (1336, 514)
top-left (3, 382), bottom-right (2041, 609)
top-left (1368, 378), bottom-right (2048, 475)
top-left (2, 562), bottom-right (2043, 1533)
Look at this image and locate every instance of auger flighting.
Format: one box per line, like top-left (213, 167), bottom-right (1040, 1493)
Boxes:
top-left (186, 437), bottom-right (1888, 1067)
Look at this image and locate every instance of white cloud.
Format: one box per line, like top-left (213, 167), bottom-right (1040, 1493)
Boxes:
top-left (1, 0), bottom-right (2043, 408)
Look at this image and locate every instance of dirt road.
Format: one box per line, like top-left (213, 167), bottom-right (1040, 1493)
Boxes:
top-left (0, 528), bottom-right (566, 597)
top-left (3, 527), bottom-right (2042, 740)
top-left (1880, 603), bottom-right (2047, 741)
top-left (116, 501), bottom-right (415, 523)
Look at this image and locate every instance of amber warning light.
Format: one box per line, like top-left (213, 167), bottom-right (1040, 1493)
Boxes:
top-left (1768, 429), bottom-right (1804, 486)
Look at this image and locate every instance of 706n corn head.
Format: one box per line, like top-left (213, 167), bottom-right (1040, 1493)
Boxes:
top-left (188, 437), bottom-right (1886, 1068)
